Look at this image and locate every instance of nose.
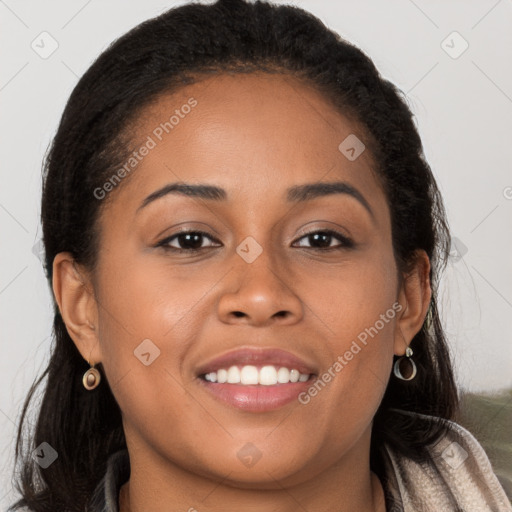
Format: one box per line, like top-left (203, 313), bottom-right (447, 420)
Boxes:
top-left (217, 246), bottom-right (304, 327)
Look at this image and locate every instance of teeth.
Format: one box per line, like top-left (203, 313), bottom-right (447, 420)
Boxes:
top-left (259, 365), bottom-right (277, 385)
top-left (241, 365), bottom-right (259, 385)
top-left (227, 366), bottom-right (241, 383)
top-left (289, 369), bottom-right (300, 382)
top-left (217, 369), bottom-right (227, 383)
top-left (203, 365), bottom-right (311, 385)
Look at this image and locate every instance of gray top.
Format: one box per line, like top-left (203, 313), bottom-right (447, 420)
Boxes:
top-left (88, 409), bottom-right (512, 511)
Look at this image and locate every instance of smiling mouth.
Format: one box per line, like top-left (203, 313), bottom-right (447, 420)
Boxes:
top-left (199, 364), bottom-right (315, 386)
top-left (197, 366), bottom-right (317, 412)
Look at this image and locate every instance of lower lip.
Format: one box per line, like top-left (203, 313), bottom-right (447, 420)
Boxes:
top-left (197, 377), bottom-right (315, 412)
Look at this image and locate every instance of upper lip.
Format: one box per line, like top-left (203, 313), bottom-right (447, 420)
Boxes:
top-left (195, 347), bottom-right (318, 377)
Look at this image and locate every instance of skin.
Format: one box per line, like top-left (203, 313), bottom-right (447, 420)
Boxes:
top-left (53, 72), bottom-right (431, 512)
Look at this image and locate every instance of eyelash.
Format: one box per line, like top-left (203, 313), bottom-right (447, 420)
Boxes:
top-left (156, 229), bottom-right (354, 253)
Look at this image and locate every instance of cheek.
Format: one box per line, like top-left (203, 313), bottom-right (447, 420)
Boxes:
top-left (95, 248), bottom-right (214, 346)
top-left (297, 251), bottom-right (398, 432)
top-left (92, 253), bottom-right (221, 410)
top-left (304, 249), bottom-right (398, 342)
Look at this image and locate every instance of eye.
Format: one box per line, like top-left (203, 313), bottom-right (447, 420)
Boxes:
top-left (156, 228), bottom-right (354, 253)
top-left (156, 230), bottom-right (222, 252)
top-left (292, 229), bottom-right (354, 251)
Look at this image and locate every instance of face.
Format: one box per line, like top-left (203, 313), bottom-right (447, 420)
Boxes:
top-left (60, 72), bottom-right (424, 487)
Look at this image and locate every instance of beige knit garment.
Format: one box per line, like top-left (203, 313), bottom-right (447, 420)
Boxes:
top-left (383, 410), bottom-right (512, 511)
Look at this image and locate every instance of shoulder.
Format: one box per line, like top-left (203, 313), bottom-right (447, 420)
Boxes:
top-left (383, 408), bottom-right (512, 511)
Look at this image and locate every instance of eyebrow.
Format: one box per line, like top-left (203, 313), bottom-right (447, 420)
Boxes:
top-left (137, 181), bottom-right (374, 218)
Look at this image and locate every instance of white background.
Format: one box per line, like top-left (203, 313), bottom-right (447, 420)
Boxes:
top-left (1, 0), bottom-right (511, 507)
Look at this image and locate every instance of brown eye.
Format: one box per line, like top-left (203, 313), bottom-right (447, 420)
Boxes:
top-left (156, 228), bottom-right (354, 253)
top-left (293, 230), bottom-right (354, 250)
top-left (157, 230), bottom-right (221, 252)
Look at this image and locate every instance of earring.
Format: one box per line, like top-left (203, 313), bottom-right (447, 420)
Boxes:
top-left (83, 361), bottom-right (101, 390)
top-left (393, 346), bottom-right (417, 381)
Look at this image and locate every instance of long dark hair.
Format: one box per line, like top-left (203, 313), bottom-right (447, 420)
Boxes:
top-left (9, 0), bottom-right (458, 510)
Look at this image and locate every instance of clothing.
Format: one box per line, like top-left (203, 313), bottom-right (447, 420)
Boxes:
top-left (88, 409), bottom-right (512, 511)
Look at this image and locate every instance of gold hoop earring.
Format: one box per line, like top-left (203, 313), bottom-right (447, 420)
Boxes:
top-left (83, 361), bottom-right (101, 390)
top-left (393, 346), bottom-right (417, 381)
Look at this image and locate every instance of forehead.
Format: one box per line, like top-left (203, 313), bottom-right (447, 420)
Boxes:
top-left (105, 72), bottom-right (386, 218)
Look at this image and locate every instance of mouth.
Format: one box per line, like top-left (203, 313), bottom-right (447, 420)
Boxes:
top-left (195, 347), bottom-right (318, 412)
top-left (198, 364), bottom-right (315, 385)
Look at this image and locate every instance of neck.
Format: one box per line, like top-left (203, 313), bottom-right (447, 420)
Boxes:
top-left (118, 426), bottom-right (386, 512)
top-left (120, 472), bottom-right (385, 512)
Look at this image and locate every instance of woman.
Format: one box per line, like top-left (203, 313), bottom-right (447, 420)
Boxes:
top-left (9, 0), bottom-right (511, 510)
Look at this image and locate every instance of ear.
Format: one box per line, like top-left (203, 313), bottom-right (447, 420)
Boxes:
top-left (394, 249), bottom-right (432, 356)
top-left (52, 252), bottom-right (102, 364)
